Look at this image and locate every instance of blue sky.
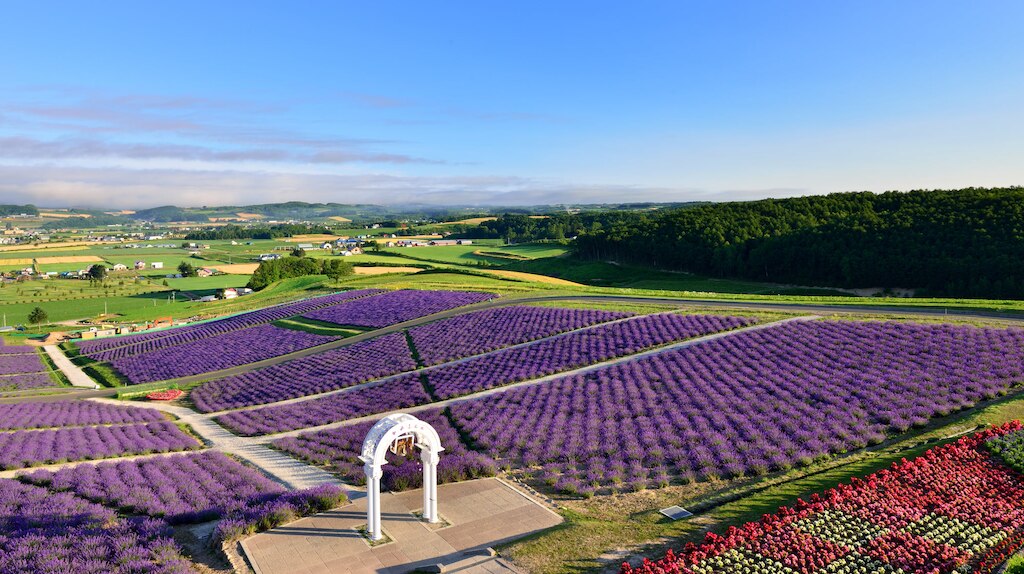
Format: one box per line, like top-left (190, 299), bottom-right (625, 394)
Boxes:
top-left (0, 1), bottom-right (1021, 207)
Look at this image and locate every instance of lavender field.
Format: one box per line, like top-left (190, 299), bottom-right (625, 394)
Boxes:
top-left (303, 289), bottom-right (496, 328)
top-left (110, 323), bottom-right (339, 384)
top-left (0, 401), bottom-right (165, 431)
top-left (217, 373), bottom-right (430, 435)
top-left (0, 351), bottom-right (56, 391)
top-left (24, 451), bottom-right (286, 523)
top-left (447, 320), bottom-right (1024, 494)
top-left (0, 478), bottom-right (192, 573)
top-left (0, 422), bottom-right (200, 470)
top-left (191, 331), bottom-right (417, 412)
top-left (274, 408), bottom-right (498, 491)
top-left (408, 305), bottom-right (630, 364)
top-left (76, 288), bottom-right (383, 357)
top-left (428, 313), bottom-right (752, 399)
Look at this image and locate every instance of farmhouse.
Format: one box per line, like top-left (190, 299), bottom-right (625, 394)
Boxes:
top-left (151, 262), bottom-right (163, 269)
top-left (221, 288), bottom-right (238, 299)
top-left (134, 261), bottom-right (146, 270)
top-left (196, 268), bottom-right (215, 277)
top-left (111, 263), bottom-right (128, 271)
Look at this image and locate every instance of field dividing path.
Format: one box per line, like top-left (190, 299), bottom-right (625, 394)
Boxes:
top-left (256, 315), bottom-right (819, 442)
top-left (86, 398), bottom-right (347, 491)
top-left (43, 345), bottom-right (100, 389)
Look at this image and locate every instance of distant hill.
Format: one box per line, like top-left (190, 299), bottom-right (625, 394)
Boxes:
top-left (573, 187), bottom-right (1024, 299)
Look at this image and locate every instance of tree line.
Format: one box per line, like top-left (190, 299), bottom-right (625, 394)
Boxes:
top-left (247, 256), bottom-right (354, 290)
top-left (567, 188), bottom-right (1024, 299)
top-left (184, 224), bottom-right (332, 240)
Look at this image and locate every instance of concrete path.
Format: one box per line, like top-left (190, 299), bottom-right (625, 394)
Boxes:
top-left (87, 397), bottom-right (345, 491)
top-left (43, 345), bottom-right (99, 389)
top-left (256, 315), bottom-right (818, 442)
top-left (241, 478), bottom-right (561, 574)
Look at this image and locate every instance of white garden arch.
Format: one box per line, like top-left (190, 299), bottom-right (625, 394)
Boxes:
top-left (359, 413), bottom-right (444, 541)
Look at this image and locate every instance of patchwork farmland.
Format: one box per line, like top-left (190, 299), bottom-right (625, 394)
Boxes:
top-left (4, 287), bottom-right (1024, 574)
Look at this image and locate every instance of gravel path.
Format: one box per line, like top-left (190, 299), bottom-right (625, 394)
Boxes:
top-left (43, 345), bottom-right (100, 389)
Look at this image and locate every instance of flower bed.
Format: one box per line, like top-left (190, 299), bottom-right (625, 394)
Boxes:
top-left (0, 477), bottom-right (192, 573)
top-left (217, 373), bottom-right (430, 435)
top-left (77, 289), bottom-right (383, 357)
top-left (0, 422), bottom-right (200, 470)
top-left (303, 289), bottom-right (497, 328)
top-left (408, 305), bottom-right (630, 365)
top-left (621, 422), bottom-right (1024, 574)
top-left (0, 401), bottom-right (164, 431)
top-left (449, 320), bottom-right (1024, 494)
top-left (23, 451), bottom-right (287, 524)
top-left (0, 345), bottom-right (37, 355)
top-left (0, 352), bottom-right (46, 376)
top-left (984, 427), bottom-right (1024, 473)
top-left (430, 313), bottom-right (752, 399)
top-left (146, 389), bottom-right (184, 401)
top-left (191, 332), bottom-right (417, 412)
top-left (109, 324), bottom-right (339, 384)
top-left (0, 372), bottom-right (57, 392)
top-left (212, 484), bottom-right (348, 544)
top-left (274, 408), bottom-right (497, 491)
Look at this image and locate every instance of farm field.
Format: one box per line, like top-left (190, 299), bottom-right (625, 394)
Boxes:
top-left (5, 279), bottom-right (1024, 572)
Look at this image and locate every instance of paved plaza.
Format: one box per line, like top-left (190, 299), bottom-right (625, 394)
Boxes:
top-left (241, 478), bottom-right (563, 574)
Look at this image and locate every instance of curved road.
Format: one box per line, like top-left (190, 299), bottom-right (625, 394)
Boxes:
top-left (5, 292), bottom-right (1024, 405)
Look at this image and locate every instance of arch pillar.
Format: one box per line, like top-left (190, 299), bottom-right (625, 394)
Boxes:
top-left (359, 413), bottom-right (444, 541)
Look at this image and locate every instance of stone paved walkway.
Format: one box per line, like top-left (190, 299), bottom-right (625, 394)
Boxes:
top-left (87, 398), bottom-right (345, 490)
top-left (44, 345), bottom-right (100, 389)
top-left (241, 478), bottom-right (562, 574)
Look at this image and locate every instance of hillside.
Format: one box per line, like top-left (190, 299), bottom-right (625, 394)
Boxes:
top-left (572, 187), bottom-right (1024, 299)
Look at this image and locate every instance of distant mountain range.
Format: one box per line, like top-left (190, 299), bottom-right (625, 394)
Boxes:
top-left (0, 201), bottom-right (701, 226)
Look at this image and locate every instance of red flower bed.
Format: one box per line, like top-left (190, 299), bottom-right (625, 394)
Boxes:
top-left (622, 421), bottom-right (1024, 574)
top-left (146, 389), bottom-right (184, 401)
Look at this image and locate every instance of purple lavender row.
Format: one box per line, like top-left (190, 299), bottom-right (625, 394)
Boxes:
top-left (274, 408), bottom-right (497, 491)
top-left (448, 320), bottom-right (1024, 494)
top-left (77, 288), bottom-right (383, 356)
top-left (0, 345), bottom-right (36, 355)
top-left (0, 373), bottom-right (57, 392)
top-left (191, 332), bottom-right (417, 412)
top-left (0, 401), bottom-right (164, 431)
top-left (216, 374), bottom-right (430, 435)
top-left (304, 289), bottom-right (497, 328)
top-left (408, 305), bottom-right (631, 365)
top-left (0, 421), bottom-right (201, 470)
top-left (429, 313), bottom-right (752, 399)
top-left (24, 451), bottom-right (285, 524)
top-left (0, 353), bottom-right (46, 375)
top-left (84, 291), bottom-right (378, 363)
top-left (0, 478), bottom-right (192, 573)
top-left (110, 324), bottom-right (338, 384)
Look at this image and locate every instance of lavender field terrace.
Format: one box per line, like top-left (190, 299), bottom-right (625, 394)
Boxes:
top-left (303, 289), bottom-right (497, 328)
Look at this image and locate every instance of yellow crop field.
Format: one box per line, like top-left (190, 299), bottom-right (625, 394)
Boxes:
top-left (439, 217), bottom-right (497, 225)
top-left (39, 212), bottom-right (91, 219)
top-left (484, 269), bottom-right (582, 286)
top-left (0, 241), bottom-right (112, 253)
top-left (329, 216), bottom-right (353, 222)
top-left (214, 263), bottom-right (260, 274)
top-left (282, 234), bottom-right (341, 242)
top-left (236, 212), bottom-right (265, 219)
top-left (1, 255), bottom-right (103, 266)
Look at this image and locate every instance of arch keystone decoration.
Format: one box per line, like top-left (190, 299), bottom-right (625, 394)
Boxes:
top-left (359, 413), bottom-right (444, 541)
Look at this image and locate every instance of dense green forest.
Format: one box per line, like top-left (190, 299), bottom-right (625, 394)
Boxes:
top-left (567, 188), bottom-right (1024, 299)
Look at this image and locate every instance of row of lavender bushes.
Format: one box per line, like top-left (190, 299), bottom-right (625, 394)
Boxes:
top-left (76, 289), bottom-right (383, 357)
